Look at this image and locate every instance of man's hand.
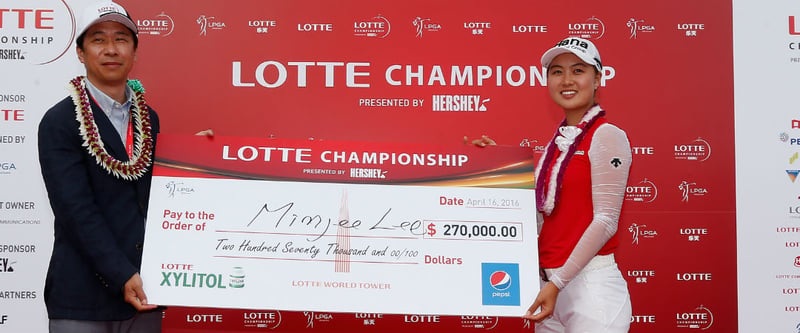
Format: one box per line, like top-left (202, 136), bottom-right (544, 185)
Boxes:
top-left (123, 273), bottom-right (158, 311)
top-left (523, 281), bottom-right (559, 322)
top-left (463, 135), bottom-right (497, 147)
top-left (195, 129), bottom-right (214, 137)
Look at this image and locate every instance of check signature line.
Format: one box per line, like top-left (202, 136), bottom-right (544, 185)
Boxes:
top-left (213, 255), bottom-right (418, 265)
top-left (215, 229), bottom-right (418, 240)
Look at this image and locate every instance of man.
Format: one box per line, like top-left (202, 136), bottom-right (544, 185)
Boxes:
top-left (38, 1), bottom-right (161, 332)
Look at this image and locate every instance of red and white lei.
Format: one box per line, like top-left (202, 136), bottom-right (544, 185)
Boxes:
top-left (68, 76), bottom-right (154, 180)
top-left (534, 105), bottom-right (605, 215)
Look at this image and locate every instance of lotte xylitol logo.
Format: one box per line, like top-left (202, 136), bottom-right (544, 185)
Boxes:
top-left (481, 263), bottom-right (520, 306)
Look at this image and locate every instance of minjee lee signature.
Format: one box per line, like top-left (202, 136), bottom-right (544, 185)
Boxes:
top-left (246, 202), bottom-right (425, 242)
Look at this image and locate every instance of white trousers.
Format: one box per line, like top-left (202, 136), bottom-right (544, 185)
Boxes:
top-left (536, 255), bottom-right (632, 333)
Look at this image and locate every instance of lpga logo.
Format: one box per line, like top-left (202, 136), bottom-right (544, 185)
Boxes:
top-left (413, 17), bottom-right (441, 38)
top-left (481, 263), bottom-right (520, 306)
top-left (165, 181), bottom-right (195, 198)
top-left (629, 223), bottom-right (657, 244)
top-left (679, 180), bottom-right (708, 202)
top-left (197, 15), bottom-right (225, 36)
top-left (627, 18), bottom-right (655, 39)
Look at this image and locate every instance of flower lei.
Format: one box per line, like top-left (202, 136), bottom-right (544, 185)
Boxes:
top-left (68, 76), bottom-right (154, 180)
top-left (534, 105), bottom-right (605, 215)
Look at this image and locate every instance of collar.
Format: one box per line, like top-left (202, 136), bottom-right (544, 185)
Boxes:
top-left (84, 79), bottom-right (134, 115)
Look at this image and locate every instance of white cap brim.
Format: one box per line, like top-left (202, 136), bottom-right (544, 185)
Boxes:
top-left (78, 13), bottom-right (138, 38)
top-left (540, 39), bottom-right (602, 72)
top-left (77, 2), bottom-right (138, 42)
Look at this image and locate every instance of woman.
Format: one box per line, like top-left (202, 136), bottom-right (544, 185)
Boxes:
top-left (522, 37), bottom-right (632, 333)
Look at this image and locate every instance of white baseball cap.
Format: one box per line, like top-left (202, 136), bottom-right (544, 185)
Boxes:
top-left (540, 37), bottom-right (602, 72)
top-left (77, 1), bottom-right (138, 41)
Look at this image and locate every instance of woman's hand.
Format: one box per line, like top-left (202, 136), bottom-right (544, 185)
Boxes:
top-left (463, 135), bottom-right (496, 147)
top-left (523, 281), bottom-right (559, 322)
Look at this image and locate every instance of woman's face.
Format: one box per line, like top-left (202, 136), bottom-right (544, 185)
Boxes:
top-left (546, 53), bottom-right (601, 114)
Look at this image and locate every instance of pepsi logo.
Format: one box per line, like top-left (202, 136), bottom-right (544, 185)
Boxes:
top-left (490, 271), bottom-right (511, 290)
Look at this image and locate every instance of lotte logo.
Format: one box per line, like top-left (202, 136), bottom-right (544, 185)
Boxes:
top-left (791, 16), bottom-right (800, 35)
top-left (0, 1), bottom-right (76, 65)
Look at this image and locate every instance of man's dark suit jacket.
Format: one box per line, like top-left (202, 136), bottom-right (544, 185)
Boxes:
top-left (38, 91), bottom-right (159, 321)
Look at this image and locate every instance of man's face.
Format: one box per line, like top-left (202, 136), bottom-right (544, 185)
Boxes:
top-left (77, 21), bottom-right (136, 88)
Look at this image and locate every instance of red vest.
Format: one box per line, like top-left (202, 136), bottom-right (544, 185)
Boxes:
top-left (538, 118), bottom-right (619, 268)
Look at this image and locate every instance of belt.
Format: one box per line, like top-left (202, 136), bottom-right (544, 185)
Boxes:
top-left (540, 254), bottom-right (616, 282)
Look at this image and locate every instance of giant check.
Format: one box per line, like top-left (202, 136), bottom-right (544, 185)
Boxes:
top-left (141, 134), bottom-right (538, 316)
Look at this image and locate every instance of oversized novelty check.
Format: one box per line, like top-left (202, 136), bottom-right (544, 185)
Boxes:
top-left (141, 134), bottom-right (538, 316)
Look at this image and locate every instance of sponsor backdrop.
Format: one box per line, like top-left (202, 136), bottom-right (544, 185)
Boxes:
top-left (734, 1), bottom-right (800, 332)
top-left (0, 0), bottom-right (785, 331)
